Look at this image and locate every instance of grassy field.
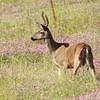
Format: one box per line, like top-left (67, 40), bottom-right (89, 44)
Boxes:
top-left (0, 0), bottom-right (100, 100)
top-left (0, 0), bottom-right (100, 40)
top-left (0, 53), bottom-right (100, 100)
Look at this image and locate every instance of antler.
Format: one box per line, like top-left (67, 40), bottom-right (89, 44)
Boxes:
top-left (45, 14), bottom-right (49, 26)
top-left (42, 12), bottom-right (49, 26)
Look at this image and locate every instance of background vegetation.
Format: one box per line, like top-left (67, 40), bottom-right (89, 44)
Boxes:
top-left (0, 0), bottom-right (100, 99)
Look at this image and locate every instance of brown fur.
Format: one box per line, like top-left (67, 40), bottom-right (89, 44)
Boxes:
top-left (52, 42), bottom-right (95, 80)
top-left (53, 43), bottom-right (88, 68)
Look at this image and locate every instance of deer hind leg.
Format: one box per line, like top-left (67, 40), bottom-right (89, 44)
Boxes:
top-left (73, 48), bottom-right (86, 75)
top-left (73, 58), bottom-right (81, 75)
top-left (89, 66), bottom-right (95, 81)
top-left (86, 59), bottom-right (95, 81)
top-left (86, 48), bottom-right (96, 81)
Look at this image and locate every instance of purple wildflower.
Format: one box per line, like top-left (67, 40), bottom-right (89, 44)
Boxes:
top-left (94, 58), bottom-right (100, 66)
top-left (33, 44), bottom-right (46, 53)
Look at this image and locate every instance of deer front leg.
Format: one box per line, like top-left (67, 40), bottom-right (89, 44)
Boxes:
top-left (56, 64), bottom-right (66, 79)
top-left (56, 64), bottom-right (64, 79)
top-left (58, 68), bottom-right (61, 77)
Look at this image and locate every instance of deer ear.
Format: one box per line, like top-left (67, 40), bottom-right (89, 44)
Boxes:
top-left (41, 24), bottom-right (48, 31)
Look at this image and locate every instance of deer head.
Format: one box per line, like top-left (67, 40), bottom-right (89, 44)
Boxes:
top-left (31, 12), bottom-right (50, 41)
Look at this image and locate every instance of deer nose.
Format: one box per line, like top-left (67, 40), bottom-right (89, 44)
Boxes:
top-left (31, 37), bottom-right (35, 41)
top-left (31, 37), bottom-right (33, 40)
top-left (31, 37), bottom-right (37, 41)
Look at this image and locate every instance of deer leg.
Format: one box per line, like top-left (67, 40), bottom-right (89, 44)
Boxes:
top-left (58, 68), bottom-right (61, 77)
top-left (57, 65), bottom-right (66, 79)
top-left (88, 67), bottom-right (95, 81)
top-left (85, 48), bottom-right (96, 81)
top-left (86, 59), bottom-right (96, 81)
top-left (73, 59), bottom-right (81, 75)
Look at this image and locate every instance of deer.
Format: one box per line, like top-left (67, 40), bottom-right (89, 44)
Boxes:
top-left (31, 12), bottom-right (96, 81)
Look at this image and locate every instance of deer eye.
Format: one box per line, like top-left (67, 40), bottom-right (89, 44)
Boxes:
top-left (39, 31), bottom-right (44, 35)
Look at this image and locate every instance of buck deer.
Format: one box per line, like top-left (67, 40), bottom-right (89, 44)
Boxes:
top-left (31, 12), bottom-right (96, 81)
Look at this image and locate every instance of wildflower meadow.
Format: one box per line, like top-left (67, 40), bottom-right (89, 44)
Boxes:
top-left (0, 0), bottom-right (100, 100)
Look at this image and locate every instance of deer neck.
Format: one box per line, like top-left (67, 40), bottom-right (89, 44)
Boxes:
top-left (45, 30), bottom-right (57, 53)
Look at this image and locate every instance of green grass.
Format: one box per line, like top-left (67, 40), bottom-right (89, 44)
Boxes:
top-left (0, 0), bottom-right (100, 40)
top-left (0, 53), bottom-right (100, 99)
top-left (0, 0), bottom-right (18, 3)
top-left (0, 0), bottom-right (100, 99)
